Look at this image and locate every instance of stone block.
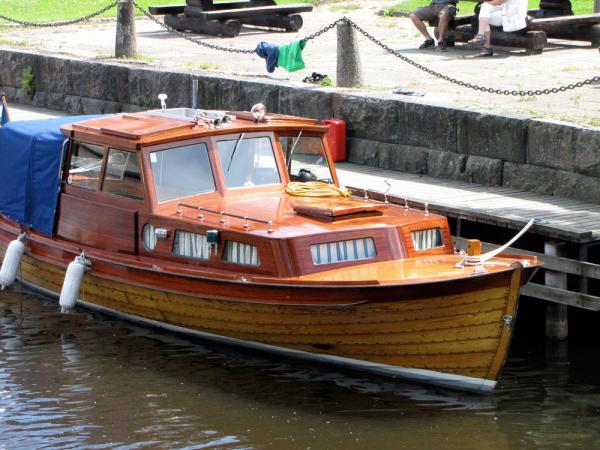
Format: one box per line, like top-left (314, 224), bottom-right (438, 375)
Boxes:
top-left (347, 137), bottom-right (379, 166)
top-left (457, 110), bottom-right (527, 162)
top-left (278, 86), bottom-right (333, 120)
top-left (0, 51), bottom-right (35, 87)
top-left (427, 149), bottom-right (467, 181)
top-left (63, 95), bottom-right (83, 114)
top-left (398, 102), bottom-right (457, 152)
top-left (573, 127), bottom-right (600, 178)
top-left (464, 155), bottom-right (503, 186)
top-left (46, 92), bottom-right (67, 111)
top-left (554, 171), bottom-right (600, 204)
top-left (127, 67), bottom-right (162, 106)
top-left (81, 98), bottom-right (106, 115)
top-left (218, 78), bottom-right (243, 111)
top-left (527, 119), bottom-right (575, 171)
top-left (334, 95), bottom-right (398, 143)
top-left (196, 76), bottom-right (220, 110)
top-left (379, 143), bottom-right (429, 175)
top-left (236, 80), bottom-right (280, 113)
top-left (158, 70), bottom-right (193, 107)
top-left (32, 91), bottom-right (48, 107)
top-left (502, 162), bottom-right (556, 195)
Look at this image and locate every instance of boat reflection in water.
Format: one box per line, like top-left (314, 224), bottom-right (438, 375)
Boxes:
top-left (0, 105), bottom-right (541, 393)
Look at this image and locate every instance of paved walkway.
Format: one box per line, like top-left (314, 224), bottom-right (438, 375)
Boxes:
top-left (1, 3), bottom-right (600, 127)
top-left (10, 104), bottom-right (600, 244)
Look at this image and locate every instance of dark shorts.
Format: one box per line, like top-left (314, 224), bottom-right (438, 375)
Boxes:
top-left (413, 3), bottom-right (457, 21)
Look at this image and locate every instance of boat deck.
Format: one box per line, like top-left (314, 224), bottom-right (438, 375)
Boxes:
top-left (337, 163), bottom-right (600, 244)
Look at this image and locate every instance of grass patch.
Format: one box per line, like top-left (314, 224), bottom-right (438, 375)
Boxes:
top-left (0, 0), bottom-right (313, 23)
top-left (384, 0), bottom-right (593, 16)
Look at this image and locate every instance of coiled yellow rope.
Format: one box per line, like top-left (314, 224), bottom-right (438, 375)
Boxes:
top-left (286, 181), bottom-right (351, 198)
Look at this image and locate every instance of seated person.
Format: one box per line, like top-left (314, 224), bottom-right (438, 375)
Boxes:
top-left (468, 0), bottom-right (528, 56)
top-left (410, 0), bottom-right (459, 52)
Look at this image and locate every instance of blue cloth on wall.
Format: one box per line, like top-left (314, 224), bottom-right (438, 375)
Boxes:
top-left (0, 115), bottom-right (102, 235)
top-left (255, 41), bottom-right (279, 73)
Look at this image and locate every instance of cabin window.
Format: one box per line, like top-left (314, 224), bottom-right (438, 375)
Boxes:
top-left (68, 141), bottom-right (104, 190)
top-left (280, 136), bottom-right (333, 183)
top-left (222, 241), bottom-right (260, 266)
top-left (172, 231), bottom-right (210, 260)
top-left (102, 149), bottom-right (144, 201)
top-left (311, 238), bottom-right (376, 265)
top-left (217, 136), bottom-right (280, 188)
top-left (411, 228), bottom-right (444, 251)
top-left (142, 223), bottom-right (157, 251)
top-left (150, 143), bottom-right (215, 203)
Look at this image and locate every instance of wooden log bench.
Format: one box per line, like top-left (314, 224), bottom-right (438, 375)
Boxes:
top-left (430, 9), bottom-right (600, 54)
top-left (150, 0), bottom-right (313, 37)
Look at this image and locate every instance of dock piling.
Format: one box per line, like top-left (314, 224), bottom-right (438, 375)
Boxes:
top-left (544, 241), bottom-right (569, 340)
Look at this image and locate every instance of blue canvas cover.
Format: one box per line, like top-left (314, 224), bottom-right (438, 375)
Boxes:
top-left (0, 115), bottom-right (101, 235)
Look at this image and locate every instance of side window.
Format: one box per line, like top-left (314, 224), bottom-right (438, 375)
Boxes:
top-left (280, 136), bottom-right (333, 183)
top-left (68, 141), bottom-right (104, 191)
top-left (102, 149), bottom-right (144, 201)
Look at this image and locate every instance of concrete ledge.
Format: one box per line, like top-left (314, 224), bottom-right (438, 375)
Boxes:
top-left (1, 48), bottom-right (598, 204)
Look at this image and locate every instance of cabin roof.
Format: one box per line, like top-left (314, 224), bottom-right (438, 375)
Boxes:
top-left (60, 110), bottom-right (329, 148)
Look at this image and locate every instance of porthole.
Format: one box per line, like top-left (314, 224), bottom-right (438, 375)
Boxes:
top-left (142, 223), bottom-right (157, 251)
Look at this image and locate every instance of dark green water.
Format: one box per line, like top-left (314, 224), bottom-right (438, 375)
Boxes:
top-left (1, 288), bottom-right (599, 450)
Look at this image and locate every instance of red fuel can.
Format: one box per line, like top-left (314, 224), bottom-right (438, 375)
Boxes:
top-left (322, 118), bottom-right (347, 162)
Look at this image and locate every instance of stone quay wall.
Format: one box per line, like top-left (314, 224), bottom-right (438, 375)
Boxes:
top-left (1, 49), bottom-right (599, 204)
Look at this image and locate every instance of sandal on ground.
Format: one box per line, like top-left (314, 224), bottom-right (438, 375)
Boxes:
top-left (419, 38), bottom-right (435, 50)
top-left (475, 47), bottom-right (494, 57)
top-left (467, 34), bottom-right (485, 46)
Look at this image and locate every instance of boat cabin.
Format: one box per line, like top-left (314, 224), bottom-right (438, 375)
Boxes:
top-left (57, 107), bottom-right (454, 279)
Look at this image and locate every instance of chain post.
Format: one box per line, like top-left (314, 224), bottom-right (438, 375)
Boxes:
top-left (115, 0), bottom-right (137, 58)
top-left (337, 19), bottom-right (363, 88)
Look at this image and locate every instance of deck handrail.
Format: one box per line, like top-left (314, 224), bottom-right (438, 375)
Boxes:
top-left (177, 202), bottom-right (274, 233)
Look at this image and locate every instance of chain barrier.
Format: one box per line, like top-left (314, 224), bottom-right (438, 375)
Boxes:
top-left (340, 17), bottom-right (600, 96)
top-left (0, 1), bottom-right (119, 27)
top-left (1, 2), bottom-right (598, 95)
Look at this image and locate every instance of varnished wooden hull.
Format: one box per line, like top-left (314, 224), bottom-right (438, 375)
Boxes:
top-left (0, 232), bottom-right (526, 393)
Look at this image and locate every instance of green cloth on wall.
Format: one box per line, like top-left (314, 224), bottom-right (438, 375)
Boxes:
top-left (277, 40), bottom-right (306, 72)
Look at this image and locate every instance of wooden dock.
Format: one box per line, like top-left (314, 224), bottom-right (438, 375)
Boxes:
top-left (337, 162), bottom-right (600, 315)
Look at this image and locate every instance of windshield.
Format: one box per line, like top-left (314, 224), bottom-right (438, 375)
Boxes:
top-left (150, 143), bottom-right (215, 202)
top-left (280, 136), bottom-right (333, 183)
top-left (217, 136), bottom-right (280, 188)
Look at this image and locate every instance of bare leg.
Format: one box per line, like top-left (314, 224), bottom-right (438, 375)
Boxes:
top-left (410, 12), bottom-right (432, 40)
top-left (438, 11), bottom-right (450, 41)
top-left (484, 30), bottom-right (492, 48)
top-left (478, 16), bottom-right (490, 36)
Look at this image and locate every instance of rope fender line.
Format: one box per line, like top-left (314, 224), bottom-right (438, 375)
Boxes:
top-left (286, 181), bottom-right (351, 198)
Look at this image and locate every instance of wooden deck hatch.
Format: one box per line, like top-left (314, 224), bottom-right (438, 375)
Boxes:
top-left (292, 198), bottom-right (388, 221)
top-left (71, 114), bottom-right (195, 140)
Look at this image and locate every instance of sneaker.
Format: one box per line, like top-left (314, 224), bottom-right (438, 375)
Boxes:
top-left (475, 47), bottom-right (494, 57)
top-left (435, 41), bottom-right (448, 52)
top-left (468, 34), bottom-right (485, 46)
top-left (419, 38), bottom-right (435, 50)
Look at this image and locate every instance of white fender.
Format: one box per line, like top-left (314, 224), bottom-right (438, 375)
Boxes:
top-left (59, 253), bottom-right (90, 313)
top-left (0, 233), bottom-right (26, 290)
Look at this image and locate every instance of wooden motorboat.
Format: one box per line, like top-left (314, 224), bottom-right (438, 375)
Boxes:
top-left (0, 105), bottom-right (541, 392)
